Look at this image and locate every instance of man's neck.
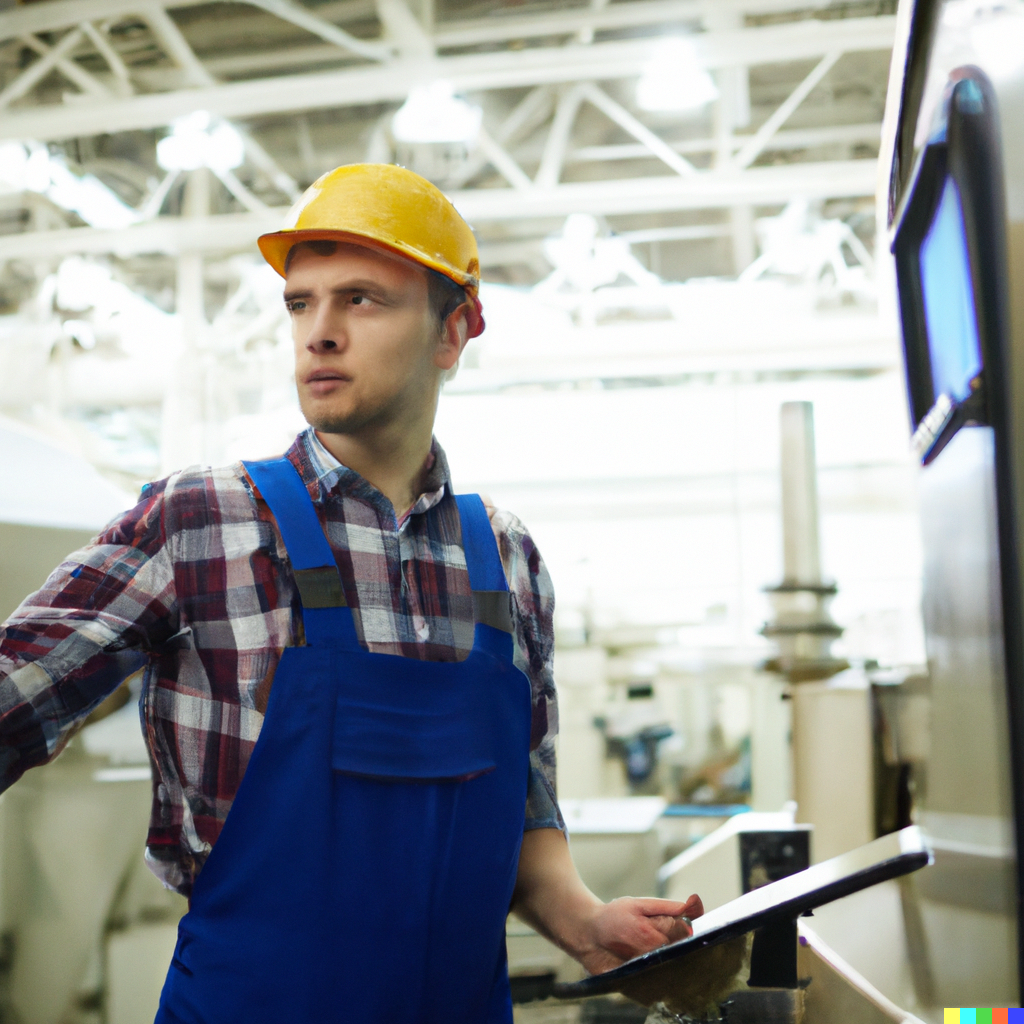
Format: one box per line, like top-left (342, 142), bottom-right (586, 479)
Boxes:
top-left (314, 426), bottom-right (433, 520)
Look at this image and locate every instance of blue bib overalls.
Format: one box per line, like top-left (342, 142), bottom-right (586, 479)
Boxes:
top-left (155, 457), bottom-right (533, 1023)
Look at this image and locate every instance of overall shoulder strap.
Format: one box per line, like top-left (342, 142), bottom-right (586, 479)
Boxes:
top-left (454, 493), bottom-right (513, 635)
top-left (244, 457), bottom-right (359, 648)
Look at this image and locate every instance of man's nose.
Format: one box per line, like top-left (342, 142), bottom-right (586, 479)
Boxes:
top-left (306, 334), bottom-right (340, 353)
top-left (305, 307), bottom-right (346, 353)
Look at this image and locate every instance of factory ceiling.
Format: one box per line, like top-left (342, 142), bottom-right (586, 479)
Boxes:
top-left (0, 0), bottom-right (895, 284)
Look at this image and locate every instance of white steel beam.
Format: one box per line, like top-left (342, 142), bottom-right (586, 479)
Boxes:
top-left (217, 168), bottom-right (272, 211)
top-left (0, 16), bottom-right (895, 143)
top-left (245, 0), bottom-right (391, 60)
top-left (0, 0), bottom-right (859, 46)
top-left (475, 127), bottom-right (532, 190)
top-left (79, 20), bottom-right (134, 94)
top-left (19, 31), bottom-right (110, 98)
top-left (137, 2), bottom-right (214, 87)
top-left (569, 122), bottom-right (882, 163)
top-left (453, 159), bottom-right (878, 220)
top-left (433, 0), bottom-right (831, 49)
top-left (240, 132), bottom-right (301, 200)
top-left (0, 0), bottom-right (204, 40)
top-left (0, 28), bottom-right (86, 108)
top-left (0, 159), bottom-right (877, 260)
top-left (375, 0), bottom-right (432, 58)
top-left (579, 82), bottom-right (696, 176)
top-left (447, 85), bottom-right (552, 189)
top-left (535, 85), bottom-right (586, 187)
top-left (201, 0), bottom-right (850, 74)
top-left (733, 49), bottom-right (842, 169)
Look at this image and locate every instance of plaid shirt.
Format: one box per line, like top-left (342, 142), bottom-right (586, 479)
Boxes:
top-left (0, 429), bottom-right (560, 895)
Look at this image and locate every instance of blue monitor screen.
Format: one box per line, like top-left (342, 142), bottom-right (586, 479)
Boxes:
top-left (918, 176), bottom-right (983, 405)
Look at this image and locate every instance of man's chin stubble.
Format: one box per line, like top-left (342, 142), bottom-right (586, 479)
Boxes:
top-left (300, 396), bottom-right (380, 436)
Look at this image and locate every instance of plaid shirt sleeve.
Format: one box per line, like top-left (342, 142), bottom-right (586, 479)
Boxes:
top-left (0, 482), bottom-right (178, 791)
top-left (492, 508), bottom-right (563, 834)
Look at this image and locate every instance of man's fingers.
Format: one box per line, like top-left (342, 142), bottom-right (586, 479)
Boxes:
top-left (643, 914), bottom-right (693, 940)
top-left (682, 894), bottom-right (704, 918)
top-left (629, 897), bottom-right (694, 918)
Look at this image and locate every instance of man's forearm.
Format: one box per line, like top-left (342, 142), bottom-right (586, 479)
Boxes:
top-left (510, 826), bottom-right (703, 976)
top-left (511, 827), bottom-right (603, 960)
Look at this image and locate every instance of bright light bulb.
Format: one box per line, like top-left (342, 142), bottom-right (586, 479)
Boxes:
top-left (157, 110), bottom-right (244, 172)
top-left (636, 37), bottom-right (719, 113)
top-left (0, 142), bottom-right (29, 190)
top-left (47, 158), bottom-right (138, 229)
top-left (25, 145), bottom-right (52, 192)
top-left (392, 81), bottom-right (483, 144)
top-left (206, 121), bottom-right (245, 173)
top-left (0, 142), bottom-right (52, 193)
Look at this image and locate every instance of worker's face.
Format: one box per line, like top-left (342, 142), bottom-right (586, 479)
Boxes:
top-left (285, 243), bottom-right (465, 437)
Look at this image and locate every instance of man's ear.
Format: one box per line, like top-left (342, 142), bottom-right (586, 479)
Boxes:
top-left (435, 303), bottom-right (471, 372)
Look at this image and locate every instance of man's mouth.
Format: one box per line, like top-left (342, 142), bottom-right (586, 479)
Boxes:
top-left (304, 370), bottom-right (352, 394)
top-left (305, 369), bottom-right (350, 384)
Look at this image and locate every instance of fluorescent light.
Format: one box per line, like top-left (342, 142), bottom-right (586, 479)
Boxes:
top-left (636, 37), bottom-right (719, 113)
top-left (392, 81), bottom-right (483, 144)
top-left (0, 141), bottom-right (52, 193)
top-left (47, 157), bottom-right (139, 229)
top-left (0, 140), bottom-right (137, 228)
top-left (157, 111), bottom-right (245, 173)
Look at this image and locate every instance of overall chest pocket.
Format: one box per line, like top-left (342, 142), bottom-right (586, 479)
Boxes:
top-left (332, 668), bottom-right (497, 782)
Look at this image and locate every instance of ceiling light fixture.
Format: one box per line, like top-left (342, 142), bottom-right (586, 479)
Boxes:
top-left (391, 81), bottom-right (483, 145)
top-left (157, 111), bottom-right (245, 173)
top-left (0, 141), bottom-right (137, 229)
top-left (636, 37), bottom-right (719, 113)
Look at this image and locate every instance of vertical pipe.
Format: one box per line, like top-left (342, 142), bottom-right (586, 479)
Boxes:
top-left (161, 169), bottom-right (209, 473)
top-left (779, 400), bottom-right (822, 586)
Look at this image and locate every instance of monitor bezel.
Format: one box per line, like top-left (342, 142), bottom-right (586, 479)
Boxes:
top-left (892, 68), bottom-right (1004, 465)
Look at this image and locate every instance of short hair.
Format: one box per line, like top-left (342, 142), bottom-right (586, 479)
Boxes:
top-left (284, 239), bottom-right (467, 331)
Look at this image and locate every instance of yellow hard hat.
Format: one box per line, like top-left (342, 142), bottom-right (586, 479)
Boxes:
top-left (258, 163), bottom-right (484, 337)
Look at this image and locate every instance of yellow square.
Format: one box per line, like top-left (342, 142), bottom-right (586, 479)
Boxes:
top-left (945, 1011), bottom-right (961, 1024)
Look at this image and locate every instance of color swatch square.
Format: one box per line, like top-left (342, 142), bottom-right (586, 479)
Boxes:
top-left (1007, 1009), bottom-right (1024, 1021)
top-left (945, 1011), bottom-right (959, 1024)
top-left (994, 1010), bottom-right (1009, 1023)
top-left (978, 1010), bottom-right (993, 1023)
top-left (961, 1011), bottom-right (976, 1023)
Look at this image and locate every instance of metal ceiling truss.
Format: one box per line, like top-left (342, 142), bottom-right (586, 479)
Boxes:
top-left (0, 0), bottom-right (894, 272)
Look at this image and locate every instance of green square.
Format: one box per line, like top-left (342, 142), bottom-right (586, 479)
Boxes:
top-left (978, 1011), bottom-right (994, 1024)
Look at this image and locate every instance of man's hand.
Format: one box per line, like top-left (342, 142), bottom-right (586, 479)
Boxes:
top-left (576, 893), bottom-right (704, 975)
top-left (511, 828), bottom-right (704, 976)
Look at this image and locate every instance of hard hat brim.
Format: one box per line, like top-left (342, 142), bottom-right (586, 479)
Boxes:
top-left (258, 228), bottom-right (479, 292)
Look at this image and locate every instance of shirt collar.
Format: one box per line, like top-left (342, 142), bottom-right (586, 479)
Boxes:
top-left (293, 427), bottom-right (450, 523)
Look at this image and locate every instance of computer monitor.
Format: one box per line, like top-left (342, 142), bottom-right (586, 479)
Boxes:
top-left (919, 176), bottom-right (983, 407)
top-left (892, 70), bottom-right (1005, 464)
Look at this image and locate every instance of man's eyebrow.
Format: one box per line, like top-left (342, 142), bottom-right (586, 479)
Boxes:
top-left (329, 279), bottom-right (391, 296)
top-left (283, 280), bottom-right (394, 303)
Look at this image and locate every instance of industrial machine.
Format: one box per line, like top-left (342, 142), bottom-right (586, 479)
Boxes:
top-left (881, 0), bottom-right (1024, 1009)
top-left (551, 826), bottom-right (932, 1022)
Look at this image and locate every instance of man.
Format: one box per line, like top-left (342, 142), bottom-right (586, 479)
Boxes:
top-left (0, 164), bottom-right (701, 1023)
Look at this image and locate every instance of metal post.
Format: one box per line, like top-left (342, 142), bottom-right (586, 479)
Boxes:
top-left (779, 400), bottom-right (822, 585)
top-left (160, 168), bottom-right (209, 473)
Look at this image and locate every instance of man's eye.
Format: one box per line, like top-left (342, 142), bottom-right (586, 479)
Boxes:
top-left (352, 295), bottom-right (365, 305)
top-left (286, 300), bottom-right (306, 312)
